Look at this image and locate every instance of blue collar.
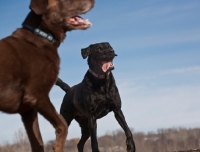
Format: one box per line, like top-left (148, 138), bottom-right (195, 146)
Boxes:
top-left (23, 25), bottom-right (56, 42)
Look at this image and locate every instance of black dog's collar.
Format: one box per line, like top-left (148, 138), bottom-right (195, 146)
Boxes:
top-left (23, 25), bottom-right (56, 42)
top-left (89, 69), bottom-right (110, 79)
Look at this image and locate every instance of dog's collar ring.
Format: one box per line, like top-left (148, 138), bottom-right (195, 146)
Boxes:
top-left (89, 69), bottom-right (110, 79)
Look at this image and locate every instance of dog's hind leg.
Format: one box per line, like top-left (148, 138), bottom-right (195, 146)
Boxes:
top-left (75, 117), bottom-right (90, 152)
top-left (60, 95), bottom-right (74, 126)
top-left (21, 109), bottom-right (44, 152)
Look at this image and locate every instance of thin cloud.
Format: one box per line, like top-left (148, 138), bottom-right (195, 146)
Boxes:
top-left (112, 28), bottom-right (200, 50)
top-left (118, 84), bottom-right (200, 133)
top-left (159, 66), bottom-right (200, 75)
top-left (131, 2), bottom-right (200, 19)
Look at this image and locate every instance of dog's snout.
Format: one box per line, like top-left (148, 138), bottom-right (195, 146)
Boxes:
top-left (107, 49), bottom-right (116, 55)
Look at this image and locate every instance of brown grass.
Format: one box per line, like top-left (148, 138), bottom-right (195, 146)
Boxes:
top-left (0, 127), bottom-right (200, 152)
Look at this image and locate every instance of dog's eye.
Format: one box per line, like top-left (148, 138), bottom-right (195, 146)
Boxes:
top-left (96, 47), bottom-right (102, 52)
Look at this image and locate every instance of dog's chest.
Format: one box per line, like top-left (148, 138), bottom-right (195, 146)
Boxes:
top-left (91, 93), bottom-right (114, 118)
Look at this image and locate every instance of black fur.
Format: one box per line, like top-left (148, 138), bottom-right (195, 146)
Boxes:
top-left (56, 42), bottom-right (136, 152)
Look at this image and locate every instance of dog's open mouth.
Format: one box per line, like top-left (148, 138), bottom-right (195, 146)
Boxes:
top-left (67, 16), bottom-right (91, 29)
top-left (102, 61), bottom-right (114, 72)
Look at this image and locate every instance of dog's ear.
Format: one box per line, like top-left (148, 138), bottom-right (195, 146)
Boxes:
top-left (30, 0), bottom-right (48, 14)
top-left (81, 47), bottom-right (91, 59)
top-left (30, 0), bottom-right (57, 15)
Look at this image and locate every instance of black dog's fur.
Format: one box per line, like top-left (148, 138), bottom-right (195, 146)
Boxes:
top-left (56, 42), bottom-right (136, 152)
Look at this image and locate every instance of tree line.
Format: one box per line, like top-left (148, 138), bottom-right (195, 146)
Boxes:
top-left (0, 127), bottom-right (200, 152)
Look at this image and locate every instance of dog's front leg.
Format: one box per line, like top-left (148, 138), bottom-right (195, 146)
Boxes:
top-left (114, 109), bottom-right (136, 152)
top-left (88, 115), bottom-right (99, 152)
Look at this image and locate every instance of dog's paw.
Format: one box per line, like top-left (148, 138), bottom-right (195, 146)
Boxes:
top-left (126, 137), bottom-right (136, 152)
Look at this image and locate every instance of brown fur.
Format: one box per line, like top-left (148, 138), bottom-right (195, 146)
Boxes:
top-left (0, 0), bottom-right (94, 152)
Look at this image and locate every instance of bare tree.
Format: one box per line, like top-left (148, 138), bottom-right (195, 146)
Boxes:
top-left (0, 127), bottom-right (200, 152)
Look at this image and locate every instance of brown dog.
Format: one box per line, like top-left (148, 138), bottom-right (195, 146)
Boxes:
top-left (0, 0), bottom-right (94, 152)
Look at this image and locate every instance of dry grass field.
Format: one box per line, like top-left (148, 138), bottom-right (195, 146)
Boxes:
top-left (0, 127), bottom-right (200, 152)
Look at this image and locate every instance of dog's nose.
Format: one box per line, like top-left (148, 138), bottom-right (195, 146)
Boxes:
top-left (107, 49), bottom-right (114, 53)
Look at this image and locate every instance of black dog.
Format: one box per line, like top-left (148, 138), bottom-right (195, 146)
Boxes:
top-left (56, 42), bottom-right (136, 152)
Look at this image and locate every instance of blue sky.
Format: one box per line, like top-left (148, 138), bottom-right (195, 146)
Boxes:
top-left (0, 0), bottom-right (200, 143)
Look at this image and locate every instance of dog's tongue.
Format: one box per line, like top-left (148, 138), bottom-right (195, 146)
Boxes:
top-left (102, 62), bottom-right (113, 72)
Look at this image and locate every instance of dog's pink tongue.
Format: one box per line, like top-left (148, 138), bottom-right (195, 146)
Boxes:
top-left (102, 62), bottom-right (112, 72)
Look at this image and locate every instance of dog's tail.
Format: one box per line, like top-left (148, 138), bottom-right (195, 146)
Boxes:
top-left (55, 78), bottom-right (70, 93)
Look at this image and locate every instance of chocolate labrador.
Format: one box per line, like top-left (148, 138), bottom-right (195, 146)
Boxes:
top-left (56, 42), bottom-right (136, 152)
top-left (0, 0), bottom-right (94, 152)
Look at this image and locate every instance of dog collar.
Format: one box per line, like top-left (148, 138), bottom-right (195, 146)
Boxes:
top-left (22, 25), bottom-right (56, 42)
top-left (89, 69), bottom-right (110, 79)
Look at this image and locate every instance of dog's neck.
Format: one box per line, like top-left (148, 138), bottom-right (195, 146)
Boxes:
top-left (85, 69), bottom-right (115, 92)
top-left (21, 11), bottom-right (65, 45)
top-left (39, 20), bottom-right (66, 43)
top-left (89, 69), bottom-right (110, 79)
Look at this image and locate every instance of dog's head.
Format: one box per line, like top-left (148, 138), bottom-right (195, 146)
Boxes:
top-left (30, 0), bottom-right (94, 32)
top-left (81, 42), bottom-right (117, 75)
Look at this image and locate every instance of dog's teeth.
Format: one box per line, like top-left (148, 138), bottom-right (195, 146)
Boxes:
top-left (85, 19), bottom-right (92, 25)
top-left (68, 17), bottom-right (92, 27)
top-left (69, 18), bottom-right (75, 21)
